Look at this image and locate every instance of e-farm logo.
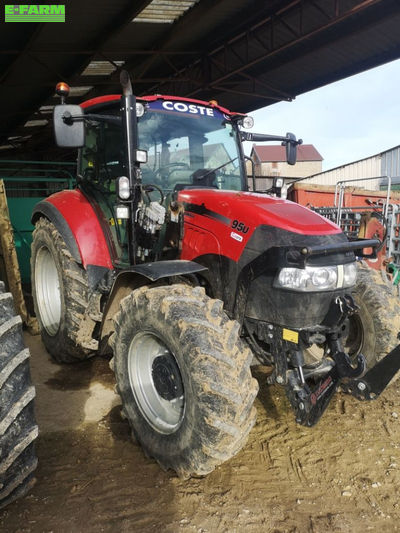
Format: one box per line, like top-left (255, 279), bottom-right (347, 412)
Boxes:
top-left (5, 5), bottom-right (65, 22)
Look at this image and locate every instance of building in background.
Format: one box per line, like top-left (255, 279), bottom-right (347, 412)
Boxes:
top-left (247, 144), bottom-right (323, 190)
top-left (304, 144), bottom-right (400, 191)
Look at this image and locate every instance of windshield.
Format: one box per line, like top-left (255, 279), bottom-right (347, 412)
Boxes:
top-left (138, 100), bottom-right (246, 192)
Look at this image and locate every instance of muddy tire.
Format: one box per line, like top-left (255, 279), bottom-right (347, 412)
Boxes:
top-left (345, 262), bottom-right (400, 367)
top-left (111, 284), bottom-right (258, 478)
top-left (0, 282), bottom-right (38, 509)
top-left (31, 217), bottom-right (92, 363)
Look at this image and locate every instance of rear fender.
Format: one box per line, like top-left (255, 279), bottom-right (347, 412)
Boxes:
top-left (32, 189), bottom-right (114, 270)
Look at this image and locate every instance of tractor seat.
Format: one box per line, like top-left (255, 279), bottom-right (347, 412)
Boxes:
top-left (192, 169), bottom-right (217, 188)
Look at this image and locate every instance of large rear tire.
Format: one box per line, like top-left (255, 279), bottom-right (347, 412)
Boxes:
top-left (345, 263), bottom-right (400, 367)
top-left (0, 282), bottom-right (38, 509)
top-left (111, 284), bottom-right (258, 478)
top-left (31, 217), bottom-right (92, 363)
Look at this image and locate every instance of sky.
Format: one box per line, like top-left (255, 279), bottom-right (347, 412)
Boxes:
top-left (247, 58), bottom-right (400, 171)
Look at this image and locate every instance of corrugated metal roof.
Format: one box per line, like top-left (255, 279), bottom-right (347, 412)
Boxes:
top-left (24, 119), bottom-right (48, 127)
top-left (38, 106), bottom-right (55, 114)
top-left (133, 0), bottom-right (200, 24)
top-left (63, 86), bottom-right (94, 97)
top-left (253, 144), bottom-right (323, 162)
top-left (81, 61), bottom-right (126, 76)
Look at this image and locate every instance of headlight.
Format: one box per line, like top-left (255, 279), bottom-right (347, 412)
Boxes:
top-left (275, 263), bottom-right (357, 292)
top-left (117, 176), bottom-right (130, 200)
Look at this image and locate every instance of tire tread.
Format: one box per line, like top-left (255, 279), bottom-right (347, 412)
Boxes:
top-left (0, 286), bottom-right (38, 509)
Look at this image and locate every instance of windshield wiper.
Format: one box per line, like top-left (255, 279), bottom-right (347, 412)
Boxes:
top-left (196, 156), bottom-right (239, 181)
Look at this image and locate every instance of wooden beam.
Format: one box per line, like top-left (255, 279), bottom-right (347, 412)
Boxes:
top-left (0, 180), bottom-right (36, 331)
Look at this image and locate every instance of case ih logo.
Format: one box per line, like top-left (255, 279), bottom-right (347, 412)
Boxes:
top-left (5, 5), bottom-right (65, 22)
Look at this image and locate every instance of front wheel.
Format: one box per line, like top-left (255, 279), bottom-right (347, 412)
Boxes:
top-left (111, 284), bottom-right (258, 478)
top-left (345, 263), bottom-right (400, 367)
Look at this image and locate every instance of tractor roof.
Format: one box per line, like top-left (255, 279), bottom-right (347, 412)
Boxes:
top-left (80, 94), bottom-right (243, 117)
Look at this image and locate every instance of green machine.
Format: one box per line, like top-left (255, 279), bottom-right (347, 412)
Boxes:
top-left (0, 160), bottom-right (75, 284)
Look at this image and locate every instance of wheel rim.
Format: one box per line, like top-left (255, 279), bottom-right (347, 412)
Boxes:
top-left (128, 332), bottom-right (185, 434)
top-left (344, 314), bottom-right (364, 358)
top-left (35, 245), bottom-right (61, 336)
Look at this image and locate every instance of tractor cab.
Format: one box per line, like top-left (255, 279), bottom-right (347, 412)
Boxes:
top-left (54, 85), bottom-right (253, 265)
top-left (79, 95), bottom-right (247, 196)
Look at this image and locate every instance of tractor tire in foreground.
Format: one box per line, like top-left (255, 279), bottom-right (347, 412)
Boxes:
top-left (345, 262), bottom-right (400, 368)
top-left (0, 282), bottom-right (38, 509)
top-left (111, 284), bottom-right (258, 478)
top-left (31, 217), bottom-right (93, 363)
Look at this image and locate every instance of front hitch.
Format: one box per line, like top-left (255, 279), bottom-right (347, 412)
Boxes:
top-left (285, 348), bottom-right (366, 427)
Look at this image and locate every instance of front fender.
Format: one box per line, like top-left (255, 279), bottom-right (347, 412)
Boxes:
top-left (99, 260), bottom-right (208, 351)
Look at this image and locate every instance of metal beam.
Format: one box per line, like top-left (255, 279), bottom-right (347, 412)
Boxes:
top-left (148, 0), bottom-right (389, 99)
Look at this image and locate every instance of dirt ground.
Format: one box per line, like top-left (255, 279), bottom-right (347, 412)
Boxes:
top-left (2, 333), bottom-right (400, 533)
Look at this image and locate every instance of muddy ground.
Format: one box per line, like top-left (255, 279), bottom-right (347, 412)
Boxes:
top-left (2, 333), bottom-right (400, 533)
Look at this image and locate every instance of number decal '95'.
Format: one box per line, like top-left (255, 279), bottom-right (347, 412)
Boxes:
top-left (231, 220), bottom-right (249, 234)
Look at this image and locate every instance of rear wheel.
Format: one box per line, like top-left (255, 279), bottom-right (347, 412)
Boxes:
top-left (0, 282), bottom-right (38, 509)
top-left (111, 284), bottom-right (258, 478)
top-left (31, 217), bottom-right (92, 363)
top-left (345, 263), bottom-right (400, 367)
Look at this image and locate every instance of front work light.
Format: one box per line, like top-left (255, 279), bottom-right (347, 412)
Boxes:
top-left (242, 116), bottom-right (254, 129)
top-left (136, 149), bottom-right (148, 164)
top-left (273, 177), bottom-right (284, 189)
top-left (117, 176), bottom-right (130, 200)
top-left (136, 103), bottom-right (145, 117)
top-left (115, 205), bottom-right (130, 219)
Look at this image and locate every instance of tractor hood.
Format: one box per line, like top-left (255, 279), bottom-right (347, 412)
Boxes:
top-left (178, 189), bottom-right (341, 237)
top-left (179, 189), bottom-right (342, 263)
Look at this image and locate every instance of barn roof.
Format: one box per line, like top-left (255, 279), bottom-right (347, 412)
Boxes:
top-left (1, 0), bottom-right (399, 158)
top-left (252, 144), bottom-right (323, 163)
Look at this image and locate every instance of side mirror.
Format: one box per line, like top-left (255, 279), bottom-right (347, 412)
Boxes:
top-left (285, 132), bottom-right (298, 166)
top-left (53, 104), bottom-right (84, 147)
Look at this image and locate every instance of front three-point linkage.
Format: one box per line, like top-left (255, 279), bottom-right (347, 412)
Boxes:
top-left (283, 294), bottom-right (366, 426)
top-left (285, 335), bottom-right (366, 427)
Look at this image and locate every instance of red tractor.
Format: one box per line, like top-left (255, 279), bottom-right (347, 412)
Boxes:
top-left (30, 73), bottom-right (400, 477)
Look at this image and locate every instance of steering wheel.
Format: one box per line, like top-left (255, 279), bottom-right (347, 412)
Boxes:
top-left (154, 162), bottom-right (190, 180)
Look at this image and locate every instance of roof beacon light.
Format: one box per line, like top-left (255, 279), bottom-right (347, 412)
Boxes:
top-left (55, 82), bottom-right (70, 104)
top-left (209, 100), bottom-right (218, 106)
